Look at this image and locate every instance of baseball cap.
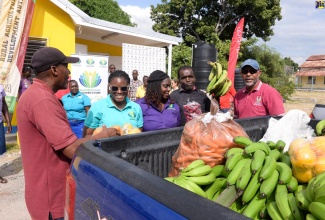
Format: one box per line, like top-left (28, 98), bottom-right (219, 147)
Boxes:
top-left (31, 47), bottom-right (80, 73)
top-left (240, 59), bottom-right (260, 70)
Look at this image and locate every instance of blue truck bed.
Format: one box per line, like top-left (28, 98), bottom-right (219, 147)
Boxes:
top-left (65, 116), bottom-right (318, 219)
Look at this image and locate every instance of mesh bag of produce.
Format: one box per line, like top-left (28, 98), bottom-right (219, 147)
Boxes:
top-left (183, 101), bottom-right (202, 123)
top-left (289, 136), bottom-right (325, 183)
top-left (168, 99), bottom-right (249, 177)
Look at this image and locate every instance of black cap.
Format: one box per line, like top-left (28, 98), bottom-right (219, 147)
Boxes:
top-left (31, 47), bottom-right (79, 73)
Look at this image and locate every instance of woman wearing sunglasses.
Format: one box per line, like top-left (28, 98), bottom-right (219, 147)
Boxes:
top-left (83, 70), bottom-right (143, 137)
top-left (135, 70), bottom-right (180, 131)
top-left (233, 59), bottom-right (285, 119)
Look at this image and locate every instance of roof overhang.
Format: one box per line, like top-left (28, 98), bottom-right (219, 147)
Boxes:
top-left (295, 70), bottom-right (325, 76)
top-left (51, 0), bottom-right (182, 47)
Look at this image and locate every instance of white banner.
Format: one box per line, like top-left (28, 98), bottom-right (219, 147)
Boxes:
top-left (0, 0), bottom-right (32, 112)
top-left (71, 54), bottom-right (109, 103)
top-left (122, 43), bottom-right (166, 80)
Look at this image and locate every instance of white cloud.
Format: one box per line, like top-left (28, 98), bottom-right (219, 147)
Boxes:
top-left (264, 0), bottom-right (325, 65)
top-left (120, 5), bottom-right (154, 30)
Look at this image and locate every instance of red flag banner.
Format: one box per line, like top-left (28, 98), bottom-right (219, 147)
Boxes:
top-left (0, 0), bottom-right (35, 112)
top-left (227, 18), bottom-right (245, 83)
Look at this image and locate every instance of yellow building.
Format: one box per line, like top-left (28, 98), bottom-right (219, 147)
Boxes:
top-left (295, 55), bottom-right (325, 90)
top-left (26, 0), bottom-right (182, 73)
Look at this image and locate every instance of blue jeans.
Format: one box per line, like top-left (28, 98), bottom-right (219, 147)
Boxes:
top-left (0, 121), bottom-right (6, 155)
top-left (69, 120), bottom-right (84, 138)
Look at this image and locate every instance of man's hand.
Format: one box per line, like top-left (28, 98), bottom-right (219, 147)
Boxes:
top-left (92, 125), bottom-right (120, 139)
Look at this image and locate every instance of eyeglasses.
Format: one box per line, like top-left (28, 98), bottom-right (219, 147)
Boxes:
top-left (110, 86), bottom-right (129, 92)
top-left (241, 68), bottom-right (258, 75)
top-left (110, 67), bottom-right (116, 70)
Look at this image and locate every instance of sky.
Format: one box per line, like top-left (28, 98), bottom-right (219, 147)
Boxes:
top-left (116, 0), bottom-right (325, 65)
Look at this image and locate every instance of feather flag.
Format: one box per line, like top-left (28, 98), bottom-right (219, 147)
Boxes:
top-left (227, 18), bottom-right (245, 83)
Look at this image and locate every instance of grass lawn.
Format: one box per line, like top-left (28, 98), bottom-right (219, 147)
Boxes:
top-left (6, 142), bottom-right (20, 154)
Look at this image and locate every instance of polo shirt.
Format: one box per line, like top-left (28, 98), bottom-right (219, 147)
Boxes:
top-left (170, 87), bottom-right (211, 126)
top-left (219, 85), bottom-right (236, 109)
top-left (234, 81), bottom-right (285, 119)
top-left (136, 85), bottom-right (146, 99)
top-left (84, 95), bottom-right (143, 128)
top-left (62, 92), bottom-right (91, 120)
top-left (136, 98), bottom-right (180, 131)
top-left (16, 78), bottom-right (77, 219)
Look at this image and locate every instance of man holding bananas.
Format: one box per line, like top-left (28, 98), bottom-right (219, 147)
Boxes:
top-left (233, 59), bottom-right (285, 119)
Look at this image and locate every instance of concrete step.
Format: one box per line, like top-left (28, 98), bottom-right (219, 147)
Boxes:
top-left (6, 133), bottom-right (17, 144)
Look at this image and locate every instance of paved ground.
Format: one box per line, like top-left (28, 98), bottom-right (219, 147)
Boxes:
top-left (0, 151), bottom-right (30, 219)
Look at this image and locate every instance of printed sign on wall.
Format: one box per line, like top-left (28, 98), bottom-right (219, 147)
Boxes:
top-left (71, 54), bottom-right (109, 103)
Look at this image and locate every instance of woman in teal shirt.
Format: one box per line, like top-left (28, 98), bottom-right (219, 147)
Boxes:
top-left (62, 80), bottom-right (91, 138)
top-left (83, 70), bottom-right (143, 137)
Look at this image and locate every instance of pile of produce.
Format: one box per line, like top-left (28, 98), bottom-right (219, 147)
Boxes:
top-left (92, 123), bottom-right (141, 136)
top-left (206, 61), bottom-right (232, 97)
top-left (166, 133), bottom-right (325, 220)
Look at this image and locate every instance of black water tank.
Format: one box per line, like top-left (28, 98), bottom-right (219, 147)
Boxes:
top-left (234, 68), bottom-right (245, 91)
top-left (192, 41), bottom-right (217, 90)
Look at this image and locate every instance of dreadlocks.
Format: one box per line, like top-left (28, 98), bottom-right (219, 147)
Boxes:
top-left (145, 70), bottom-right (169, 108)
top-left (108, 70), bottom-right (130, 84)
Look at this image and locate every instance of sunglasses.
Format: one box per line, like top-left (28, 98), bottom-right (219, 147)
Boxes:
top-left (110, 86), bottom-right (129, 92)
top-left (241, 68), bottom-right (258, 75)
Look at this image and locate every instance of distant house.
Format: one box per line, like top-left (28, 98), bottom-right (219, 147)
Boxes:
top-left (295, 55), bottom-right (325, 90)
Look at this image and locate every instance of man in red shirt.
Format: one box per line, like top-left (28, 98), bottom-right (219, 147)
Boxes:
top-left (234, 59), bottom-right (285, 119)
top-left (17, 47), bottom-right (119, 220)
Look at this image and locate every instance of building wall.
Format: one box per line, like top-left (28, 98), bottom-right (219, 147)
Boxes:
top-left (298, 76), bottom-right (325, 89)
top-left (29, 0), bottom-right (76, 56)
top-left (76, 38), bottom-right (122, 56)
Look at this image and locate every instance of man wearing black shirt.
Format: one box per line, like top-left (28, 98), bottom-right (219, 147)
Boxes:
top-left (170, 66), bottom-right (210, 126)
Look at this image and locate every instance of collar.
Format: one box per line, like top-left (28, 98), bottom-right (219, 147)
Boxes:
top-left (138, 97), bottom-right (172, 108)
top-left (244, 80), bottom-right (262, 93)
top-left (106, 94), bottom-right (132, 110)
top-left (67, 91), bottom-right (81, 97)
top-left (32, 78), bottom-right (55, 94)
top-left (178, 86), bottom-right (197, 93)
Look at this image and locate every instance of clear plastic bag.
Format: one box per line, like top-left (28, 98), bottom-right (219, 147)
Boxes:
top-left (168, 99), bottom-right (249, 177)
top-left (289, 136), bottom-right (325, 183)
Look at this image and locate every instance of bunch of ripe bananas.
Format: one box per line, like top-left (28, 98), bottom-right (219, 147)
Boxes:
top-left (206, 61), bottom-right (232, 97)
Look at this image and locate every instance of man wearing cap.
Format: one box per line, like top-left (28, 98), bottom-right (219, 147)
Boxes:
top-left (16, 47), bottom-right (119, 220)
top-left (233, 59), bottom-right (285, 119)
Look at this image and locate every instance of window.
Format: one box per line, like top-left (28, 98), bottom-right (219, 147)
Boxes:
top-left (24, 37), bottom-right (47, 66)
top-left (308, 76), bottom-right (316, 84)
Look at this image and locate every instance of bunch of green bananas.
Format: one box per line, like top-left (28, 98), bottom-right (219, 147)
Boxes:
top-left (300, 172), bottom-right (325, 220)
top-left (220, 136), bottom-right (301, 219)
top-left (206, 61), bottom-right (232, 97)
top-left (164, 159), bottom-right (217, 198)
top-left (315, 119), bottom-right (325, 136)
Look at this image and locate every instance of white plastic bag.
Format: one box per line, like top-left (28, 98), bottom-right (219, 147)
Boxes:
top-left (259, 109), bottom-right (315, 152)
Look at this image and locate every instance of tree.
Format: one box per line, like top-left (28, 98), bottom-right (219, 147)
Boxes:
top-left (69, 0), bottom-right (136, 26)
top-left (150, 0), bottom-right (282, 46)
